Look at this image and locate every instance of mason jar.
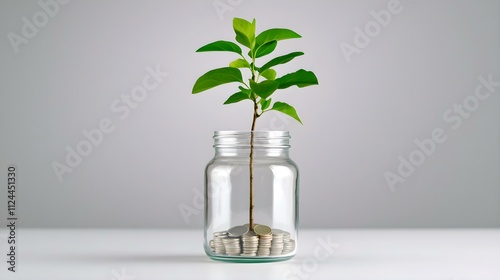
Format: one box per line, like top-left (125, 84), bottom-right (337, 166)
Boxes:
top-left (204, 131), bottom-right (299, 262)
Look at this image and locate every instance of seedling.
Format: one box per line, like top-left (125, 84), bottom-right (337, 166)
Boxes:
top-left (192, 18), bottom-right (318, 230)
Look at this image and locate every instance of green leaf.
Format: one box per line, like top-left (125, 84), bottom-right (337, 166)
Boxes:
top-left (255, 28), bottom-right (301, 48)
top-left (223, 91), bottom-right (251, 105)
top-left (238, 86), bottom-right (252, 95)
top-left (260, 52), bottom-right (304, 72)
top-left (276, 69), bottom-right (319, 89)
top-left (254, 40), bottom-right (277, 58)
top-left (271, 102), bottom-right (302, 124)
top-left (261, 98), bottom-right (272, 110)
top-left (250, 79), bottom-right (279, 99)
top-left (233, 18), bottom-right (256, 49)
top-left (260, 69), bottom-right (276, 80)
top-left (229, 59), bottom-right (250, 68)
top-left (196, 40), bottom-right (242, 54)
top-left (192, 67), bottom-right (243, 93)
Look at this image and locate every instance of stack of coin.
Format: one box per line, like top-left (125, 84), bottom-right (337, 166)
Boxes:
top-left (281, 239), bottom-right (295, 254)
top-left (209, 239), bottom-right (215, 252)
top-left (222, 237), bottom-right (241, 256)
top-left (282, 231), bottom-right (291, 243)
top-left (213, 231), bottom-right (228, 254)
top-left (270, 229), bottom-right (284, 256)
top-left (280, 230), bottom-right (294, 254)
top-left (254, 224), bottom-right (273, 256)
top-left (210, 225), bottom-right (295, 257)
top-left (256, 234), bottom-right (272, 256)
top-left (241, 231), bottom-right (259, 256)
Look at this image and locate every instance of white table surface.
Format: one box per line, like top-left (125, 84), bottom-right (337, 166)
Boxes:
top-left (0, 229), bottom-right (499, 280)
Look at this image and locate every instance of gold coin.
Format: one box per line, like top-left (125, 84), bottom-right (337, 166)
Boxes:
top-left (254, 224), bottom-right (272, 236)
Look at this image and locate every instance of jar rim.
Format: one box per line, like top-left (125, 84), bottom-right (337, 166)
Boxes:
top-left (213, 131), bottom-right (291, 148)
top-left (214, 131), bottom-right (290, 137)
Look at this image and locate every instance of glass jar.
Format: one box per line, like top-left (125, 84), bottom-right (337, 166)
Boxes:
top-left (204, 131), bottom-right (299, 262)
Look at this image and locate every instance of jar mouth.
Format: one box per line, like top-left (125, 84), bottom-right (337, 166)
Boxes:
top-left (214, 130), bottom-right (289, 136)
top-left (213, 131), bottom-right (290, 148)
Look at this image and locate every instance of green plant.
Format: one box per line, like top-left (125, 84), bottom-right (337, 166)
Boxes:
top-left (192, 18), bottom-right (318, 231)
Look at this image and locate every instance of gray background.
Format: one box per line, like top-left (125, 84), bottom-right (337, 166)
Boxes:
top-left (0, 0), bottom-right (499, 228)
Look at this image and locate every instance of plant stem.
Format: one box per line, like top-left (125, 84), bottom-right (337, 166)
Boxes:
top-left (249, 100), bottom-right (258, 231)
top-left (249, 53), bottom-right (258, 231)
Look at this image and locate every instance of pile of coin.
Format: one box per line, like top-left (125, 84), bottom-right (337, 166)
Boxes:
top-left (208, 224), bottom-right (296, 257)
top-left (222, 237), bottom-right (241, 256)
top-left (282, 239), bottom-right (295, 255)
top-left (212, 231), bottom-right (228, 254)
top-left (241, 231), bottom-right (259, 256)
top-left (270, 229), bottom-right (284, 255)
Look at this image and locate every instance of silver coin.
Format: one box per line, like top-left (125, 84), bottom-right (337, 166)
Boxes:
top-left (283, 232), bottom-right (291, 242)
top-left (228, 225), bottom-right (249, 237)
top-left (214, 231), bottom-right (228, 237)
top-left (243, 233), bottom-right (258, 239)
top-left (222, 236), bottom-right (240, 242)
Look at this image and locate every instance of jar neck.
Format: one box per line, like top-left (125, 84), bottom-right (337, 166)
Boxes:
top-left (213, 131), bottom-right (291, 158)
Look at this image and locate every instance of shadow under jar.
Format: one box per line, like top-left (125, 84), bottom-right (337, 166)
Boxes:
top-left (204, 131), bottom-right (299, 263)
